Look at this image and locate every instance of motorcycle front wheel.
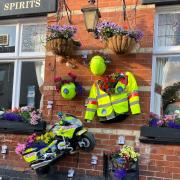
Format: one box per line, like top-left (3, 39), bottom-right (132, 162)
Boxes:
top-left (78, 132), bottom-right (96, 152)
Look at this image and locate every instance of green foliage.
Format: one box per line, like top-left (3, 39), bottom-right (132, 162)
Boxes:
top-left (162, 82), bottom-right (180, 111)
top-left (20, 111), bottom-right (31, 123)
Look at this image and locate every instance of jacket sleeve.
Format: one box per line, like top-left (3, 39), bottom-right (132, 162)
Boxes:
top-left (84, 83), bottom-right (97, 121)
top-left (126, 72), bottom-right (141, 114)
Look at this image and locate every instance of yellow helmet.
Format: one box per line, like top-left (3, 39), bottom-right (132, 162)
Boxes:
top-left (61, 82), bottom-right (76, 100)
top-left (90, 55), bottom-right (106, 75)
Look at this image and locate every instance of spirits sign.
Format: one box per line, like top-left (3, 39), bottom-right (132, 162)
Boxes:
top-left (0, 0), bottom-right (57, 19)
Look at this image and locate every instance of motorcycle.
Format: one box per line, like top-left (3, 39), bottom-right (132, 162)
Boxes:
top-left (21, 112), bottom-right (96, 172)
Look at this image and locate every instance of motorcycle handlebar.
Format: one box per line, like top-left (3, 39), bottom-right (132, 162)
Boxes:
top-left (57, 112), bottom-right (77, 119)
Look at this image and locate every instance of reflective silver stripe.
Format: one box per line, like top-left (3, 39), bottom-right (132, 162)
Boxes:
top-left (98, 98), bottom-right (127, 108)
top-left (106, 112), bottom-right (116, 120)
top-left (99, 111), bottom-right (116, 121)
top-left (97, 94), bottom-right (108, 99)
top-left (130, 101), bottom-right (139, 106)
top-left (98, 103), bottom-right (112, 108)
top-left (96, 83), bottom-right (100, 96)
top-left (88, 98), bottom-right (97, 101)
top-left (112, 98), bottom-right (128, 105)
top-left (86, 108), bottom-right (96, 112)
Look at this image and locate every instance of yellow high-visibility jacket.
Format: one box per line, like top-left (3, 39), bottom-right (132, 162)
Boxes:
top-left (85, 72), bottom-right (141, 121)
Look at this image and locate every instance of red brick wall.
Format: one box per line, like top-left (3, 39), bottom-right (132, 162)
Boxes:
top-left (1, 1), bottom-right (180, 180)
top-left (44, 0), bottom-right (154, 177)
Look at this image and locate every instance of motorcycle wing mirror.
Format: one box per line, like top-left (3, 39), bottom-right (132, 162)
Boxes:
top-left (57, 112), bottom-right (63, 118)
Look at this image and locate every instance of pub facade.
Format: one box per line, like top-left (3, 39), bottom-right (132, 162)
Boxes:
top-left (0, 0), bottom-right (180, 179)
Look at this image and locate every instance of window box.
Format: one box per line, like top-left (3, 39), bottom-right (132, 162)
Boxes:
top-left (139, 126), bottom-right (180, 145)
top-left (0, 119), bottom-right (46, 135)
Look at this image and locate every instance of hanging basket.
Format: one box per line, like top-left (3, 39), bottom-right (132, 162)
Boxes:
top-left (46, 38), bottom-right (76, 56)
top-left (105, 35), bottom-right (137, 54)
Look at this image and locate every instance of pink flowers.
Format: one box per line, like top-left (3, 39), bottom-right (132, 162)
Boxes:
top-left (30, 111), bottom-right (41, 125)
top-left (15, 133), bottom-right (37, 155)
top-left (26, 133), bottom-right (36, 144)
top-left (15, 143), bottom-right (26, 155)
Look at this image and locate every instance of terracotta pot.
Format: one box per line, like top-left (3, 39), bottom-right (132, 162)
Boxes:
top-left (105, 35), bottom-right (137, 54)
top-left (46, 38), bottom-right (75, 56)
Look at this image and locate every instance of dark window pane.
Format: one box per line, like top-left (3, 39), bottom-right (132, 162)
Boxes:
top-left (0, 26), bottom-right (16, 53)
top-left (0, 63), bottom-right (14, 109)
top-left (20, 61), bottom-right (44, 109)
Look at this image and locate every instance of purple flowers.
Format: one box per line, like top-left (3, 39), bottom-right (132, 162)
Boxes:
top-left (47, 25), bottom-right (77, 41)
top-left (96, 21), bottom-right (143, 42)
top-left (148, 112), bottom-right (180, 129)
top-left (149, 118), bottom-right (158, 127)
top-left (128, 30), bottom-right (144, 42)
top-left (2, 112), bottom-right (22, 122)
top-left (1, 106), bottom-right (42, 126)
top-left (114, 169), bottom-right (127, 180)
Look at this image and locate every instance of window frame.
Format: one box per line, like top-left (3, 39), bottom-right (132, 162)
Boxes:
top-left (0, 24), bottom-right (19, 57)
top-left (151, 5), bottom-right (180, 114)
top-left (0, 17), bottom-right (46, 109)
top-left (19, 22), bottom-right (46, 57)
top-left (154, 5), bottom-right (180, 55)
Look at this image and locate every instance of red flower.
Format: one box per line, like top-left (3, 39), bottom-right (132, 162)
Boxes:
top-left (68, 72), bottom-right (77, 80)
top-left (104, 77), bottom-right (109, 83)
top-left (104, 84), bottom-right (109, 89)
top-left (54, 76), bottom-right (61, 82)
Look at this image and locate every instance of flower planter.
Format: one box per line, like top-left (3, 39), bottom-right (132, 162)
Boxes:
top-left (46, 38), bottom-right (75, 56)
top-left (139, 126), bottom-right (180, 145)
top-left (0, 119), bottom-right (46, 135)
top-left (103, 153), bottom-right (139, 180)
top-left (105, 35), bottom-right (137, 54)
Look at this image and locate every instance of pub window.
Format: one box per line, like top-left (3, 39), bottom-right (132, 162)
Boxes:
top-left (0, 63), bottom-right (14, 109)
top-left (20, 61), bottom-right (44, 109)
top-left (0, 25), bottom-right (16, 54)
top-left (151, 5), bottom-right (180, 115)
top-left (0, 18), bottom-right (46, 109)
top-left (20, 24), bottom-right (46, 55)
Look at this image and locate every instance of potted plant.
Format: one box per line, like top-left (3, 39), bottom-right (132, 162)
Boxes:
top-left (96, 21), bottom-right (143, 54)
top-left (54, 72), bottom-right (83, 100)
top-left (0, 107), bottom-right (46, 135)
top-left (109, 145), bottom-right (139, 180)
top-left (46, 25), bottom-right (81, 56)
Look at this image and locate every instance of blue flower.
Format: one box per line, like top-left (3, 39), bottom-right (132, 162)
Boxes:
top-left (116, 157), bottom-right (125, 164)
